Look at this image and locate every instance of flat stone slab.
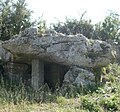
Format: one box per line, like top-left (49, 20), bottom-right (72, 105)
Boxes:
top-left (2, 31), bottom-right (115, 68)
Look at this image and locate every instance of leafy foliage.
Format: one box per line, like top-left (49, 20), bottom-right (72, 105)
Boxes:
top-left (53, 18), bottom-right (94, 39)
top-left (37, 16), bottom-right (47, 36)
top-left (93, 11), bottom-right (120, 43)
top-left (0, 0), bottom-right (33, 41)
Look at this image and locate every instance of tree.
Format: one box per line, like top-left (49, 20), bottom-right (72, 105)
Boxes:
top-left (93, 11), bottom-right (120, 44)
top-left (52, 16), bottom-right (94, 39)
top-left (0, 0), bottom-right (33, 41)
top-left (0, 0), bottom-right (12, 40)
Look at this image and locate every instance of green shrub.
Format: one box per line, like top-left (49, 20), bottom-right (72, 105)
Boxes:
top-left (81, 96), bottom-right (100, 112)
top-left (56, 96), bottom-right (67, 106)
top-left (99, 95), bottom-right (119, 111)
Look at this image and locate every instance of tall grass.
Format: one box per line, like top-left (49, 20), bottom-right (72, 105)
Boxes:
top-left (0, 63), bottom-right (119, 112)
top-left (0, 79), bottom-right (57, 104)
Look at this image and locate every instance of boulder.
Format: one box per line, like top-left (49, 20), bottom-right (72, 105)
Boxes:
top-left (2, 28), bottom-right (115, 68)
top-left (63, 66), bottom-right (95, 87)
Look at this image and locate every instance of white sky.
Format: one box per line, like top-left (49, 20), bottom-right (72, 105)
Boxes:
top-left (26, 0), bottom-right (120, 25)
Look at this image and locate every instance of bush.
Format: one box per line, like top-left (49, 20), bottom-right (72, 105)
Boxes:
top-left (99, 95), bottom-right (119, 111)
top-left (81, 96), bottom-right (100, 112)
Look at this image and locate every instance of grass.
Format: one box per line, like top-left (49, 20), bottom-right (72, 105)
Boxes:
top-left (0, 63), bottom-right (120, 112)
top-left (0, 97), bottom-right (86, 112)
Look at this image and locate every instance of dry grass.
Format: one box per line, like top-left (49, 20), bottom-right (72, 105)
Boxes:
top-left (0, 98), bottom-right (84, 112)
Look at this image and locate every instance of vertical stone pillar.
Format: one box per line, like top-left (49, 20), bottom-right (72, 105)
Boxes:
top-left (31, 59), bottom-right (44, 90)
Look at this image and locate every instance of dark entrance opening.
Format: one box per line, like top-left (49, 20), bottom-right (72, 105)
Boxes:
top-left (44, 62), bottom-right (69, 90)
top-left (4, 60), bottom-right (69, 90)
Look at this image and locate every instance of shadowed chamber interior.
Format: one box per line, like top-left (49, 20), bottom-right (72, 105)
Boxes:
top-left (3, 60), bottom-right (69, 89)
top-left (44, 62), bottom-right (69, 89)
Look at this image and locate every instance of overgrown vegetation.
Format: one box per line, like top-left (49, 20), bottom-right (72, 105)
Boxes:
top-left (0, 63), bottom-right (120, 112)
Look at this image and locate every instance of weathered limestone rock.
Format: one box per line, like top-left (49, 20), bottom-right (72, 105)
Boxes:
top-left (19, 28), bottom-right (38, 38)
top-left (2, 29), bottom-right (115, 68)
top-left (0, 41), bottom-right (11, 61)
top-left (63, 66), bottom-right (95, 87)
top-left (31, 59), bottom-right (44, 90)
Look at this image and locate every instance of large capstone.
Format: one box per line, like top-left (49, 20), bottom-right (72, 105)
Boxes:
top-left (2, 31), bottom-right (115, 68)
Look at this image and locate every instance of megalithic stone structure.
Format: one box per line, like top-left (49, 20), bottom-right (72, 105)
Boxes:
top-left (1, 28), bottom-right (116, 90)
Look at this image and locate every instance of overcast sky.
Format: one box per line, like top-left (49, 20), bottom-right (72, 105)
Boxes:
top-left (26, 0), bottom-right (120, 24)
